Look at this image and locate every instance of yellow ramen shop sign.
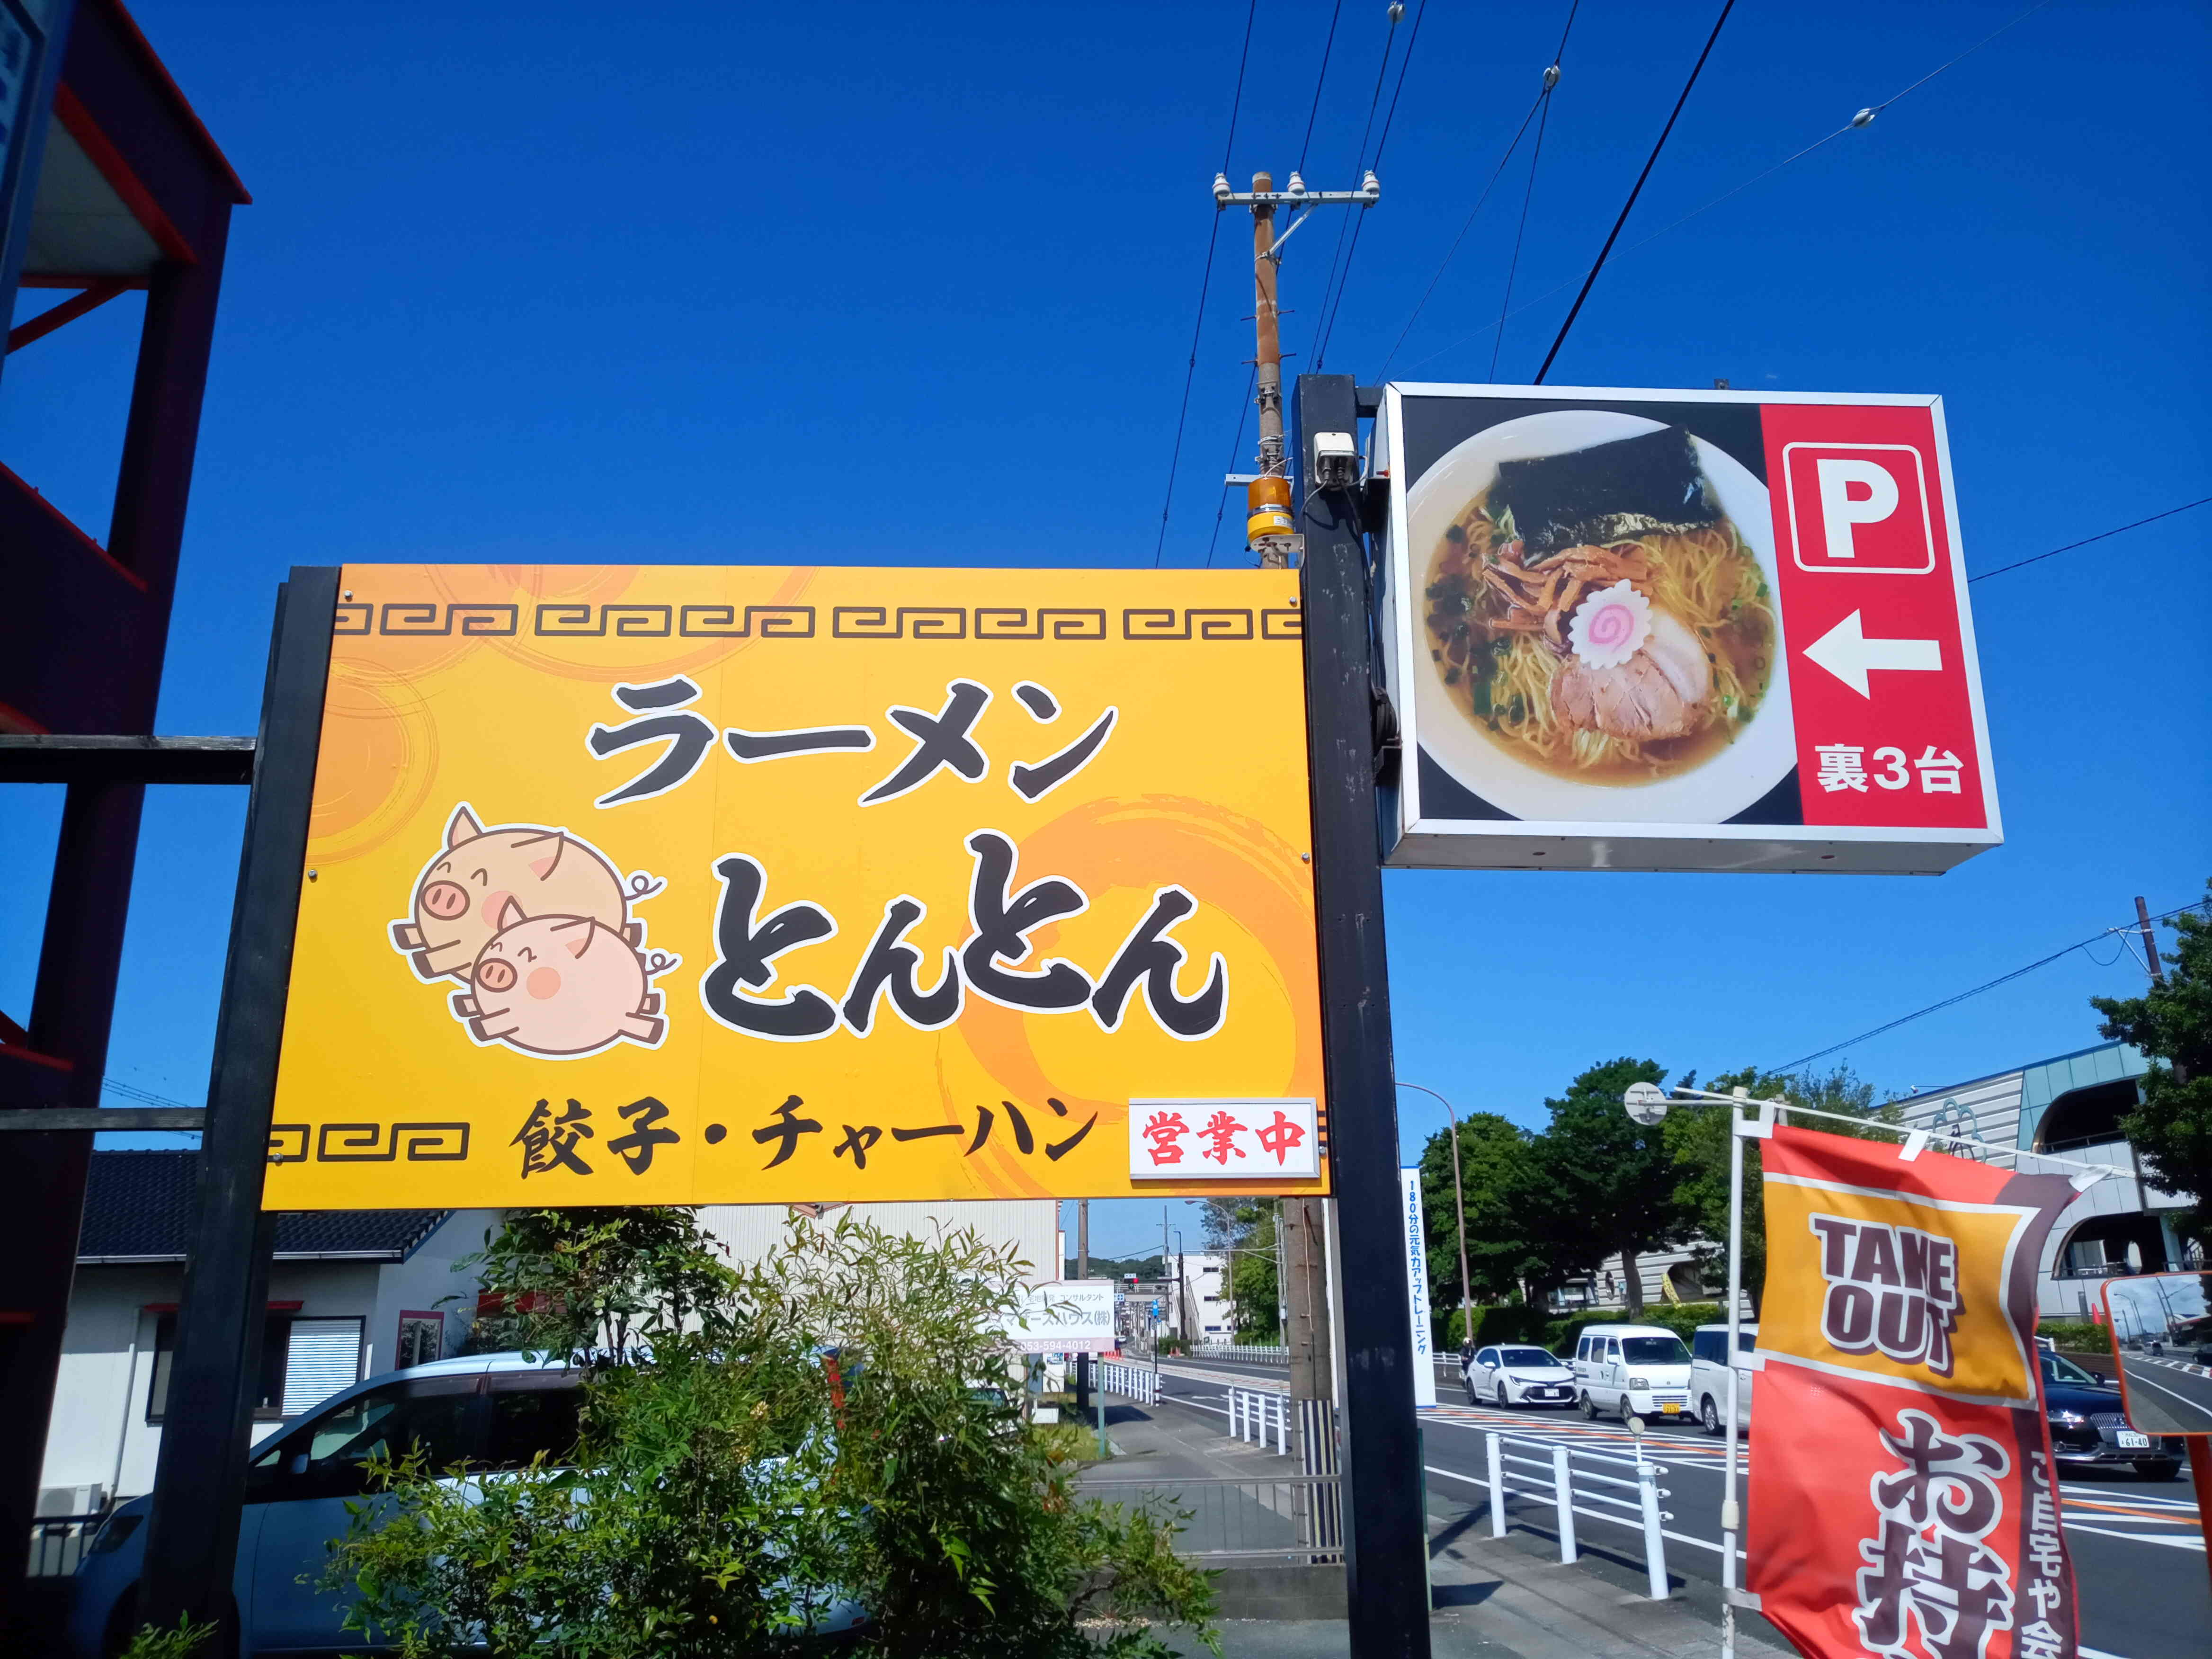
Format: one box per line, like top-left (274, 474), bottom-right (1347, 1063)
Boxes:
top-left (265, 565), bottom-right (1327, 1209)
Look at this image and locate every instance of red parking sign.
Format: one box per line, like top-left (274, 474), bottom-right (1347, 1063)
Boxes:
top-left (1764, 404), bottom-right (1987, 832)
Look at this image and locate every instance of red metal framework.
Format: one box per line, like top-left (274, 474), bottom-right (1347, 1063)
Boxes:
top-left (0, 1), bottom-right (249, 1637)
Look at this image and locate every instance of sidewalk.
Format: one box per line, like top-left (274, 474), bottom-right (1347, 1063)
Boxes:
top-left (1090, 1399), bottom-right (1793, 1659)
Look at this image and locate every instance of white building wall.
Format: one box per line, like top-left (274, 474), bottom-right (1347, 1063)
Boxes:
top-left (42, 1213), bottom-right (502, 1508)
top-left (361, 1209), bottom-right (503, 1377)
top-left (698, 1201), bottom-right (1059, 1284)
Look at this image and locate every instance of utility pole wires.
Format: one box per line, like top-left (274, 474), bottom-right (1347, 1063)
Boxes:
top-left (1533, 0), bottom-right (1735, 385)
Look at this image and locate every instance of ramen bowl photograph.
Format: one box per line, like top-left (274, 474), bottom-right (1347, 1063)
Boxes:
top-left (1405, 407), bottom-right (1796, 825)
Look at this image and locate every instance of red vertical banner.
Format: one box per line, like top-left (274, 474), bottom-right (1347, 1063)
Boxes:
top-left (1748, 1127), bottom-right (2083, 1659)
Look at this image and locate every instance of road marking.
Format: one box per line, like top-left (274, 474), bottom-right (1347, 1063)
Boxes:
top-left (2061, 1521), bottom-right (2204, 1553)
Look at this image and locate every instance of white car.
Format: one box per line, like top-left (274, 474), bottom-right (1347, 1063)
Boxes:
top-left (1571, 1323), bottom-right (1694, 1424)
top-left (1689, 1321), bottom-right (1757, 1436)
top-left (1462, 1344), bottom-right (1576, 1409)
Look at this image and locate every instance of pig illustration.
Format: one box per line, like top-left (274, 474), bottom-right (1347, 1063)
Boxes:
top-left (449, 901), bottom-right (678, 1056)
top-left (391, 803), bottom-right (661, 982)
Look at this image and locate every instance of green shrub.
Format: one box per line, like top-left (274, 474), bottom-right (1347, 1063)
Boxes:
top-left (2039, 1319), bottom-right (2109, 1354)
top-left (1445, 1304), bottom-right (1551, 1351)
top-left (1543, 1303), bottom-right (1724, 1355)
top-left (115, 1617), bottom-right (214, 1659)
top-left (324, 1212), bottom-right (1216, 1659)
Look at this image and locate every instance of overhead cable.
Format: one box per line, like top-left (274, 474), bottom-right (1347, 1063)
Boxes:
top-left (1489, 76), bottom-right (1557, 379)
top-left (1153, 0), bottom-right (1260, 568)
top-left (1381, 0), bottom-right (1579, 380)
top-left (1967, 498), bottom-right (2211, 584)
top-left (1405, 0), bottom-right (2057, 377)
top-left (1297, 0), bottom-right (1347, 178)
top-left (1309, 3), bottom-right (1404, 377)
top-left (1771, 899), bottom-right (2209, 1074)
top-left (1316, 0), bottom-right (1430, 372)
top-left (1533, 0), bottom-right (1735, 385)
top-left (1204, 366), bottom-right (1259, 570)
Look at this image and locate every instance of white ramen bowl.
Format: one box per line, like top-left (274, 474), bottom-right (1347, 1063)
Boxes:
top-left (1405, 409), bottom-right (1795, 825)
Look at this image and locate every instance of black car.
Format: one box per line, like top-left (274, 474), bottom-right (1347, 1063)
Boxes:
top-left (2040, 1351), bottom-right (2183, 1480)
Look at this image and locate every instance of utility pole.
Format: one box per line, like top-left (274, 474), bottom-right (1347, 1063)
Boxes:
top-left (1075, 1200), bottom-right (1090, 1414)
top-left (2135, 895), bottom-right (2166, 983)
top-left (1213, 168), bottom-right (1378, 567)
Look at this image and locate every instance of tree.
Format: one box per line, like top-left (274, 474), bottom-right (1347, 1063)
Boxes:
top-left (2094, 888), bottom-right (2212, 1245)
top-left (1198, 1197), bottom-right (1279, 1341)
top-left (1665, 1064), bottom-right (1887, 1314)
top-left (327, 1212), bottom-right (1217, 1659)
top-left (1415, 1113), bottom-right (1543, 1311)
top-left (1517, 1059), bottom-right (1689, 1315)
top-left (459, 1205), bottom-right (739, 1361)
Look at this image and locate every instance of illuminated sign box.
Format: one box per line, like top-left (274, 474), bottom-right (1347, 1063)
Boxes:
top-left (1374, 384), bottom-right (2000, 874)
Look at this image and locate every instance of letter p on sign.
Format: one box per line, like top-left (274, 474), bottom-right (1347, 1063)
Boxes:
top-left (1784, 443), bottom-right (1936, 574)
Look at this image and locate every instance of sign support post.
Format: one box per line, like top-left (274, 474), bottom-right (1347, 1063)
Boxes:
top-left (139, 568), bottom-right (340, 1639)
top-left (1294, 372), bottom-right (1431, 1657)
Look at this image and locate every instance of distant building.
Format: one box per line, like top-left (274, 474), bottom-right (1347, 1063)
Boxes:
top-left (1165, 1250), bottom-right (1235, 1342)
top-left (1886, 1041), bottom-right (2193, 1317)
top-left (37, 1151), bottom-right (497, 1518)
top-left (1558, 1040), bottom-right (2191, 1322)
top-left (696, 1200), bottom-right (1058, 1283)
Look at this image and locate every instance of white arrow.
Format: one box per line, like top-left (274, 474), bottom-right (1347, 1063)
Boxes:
top-left (1801, 610), bottom-right (1943, 698)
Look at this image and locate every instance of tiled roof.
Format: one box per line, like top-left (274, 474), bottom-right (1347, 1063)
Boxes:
top-left (78, 1150), bottom-right (447, 1262)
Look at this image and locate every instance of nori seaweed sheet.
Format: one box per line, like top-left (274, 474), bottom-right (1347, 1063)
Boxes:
top-left (1495, 426), bottom-right (1719, 563)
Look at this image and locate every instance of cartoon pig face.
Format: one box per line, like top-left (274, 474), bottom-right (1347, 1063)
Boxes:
top-left (450, 903), bottom-right (668, 1057)
top-left (392, 803), bottom-right (644, 981)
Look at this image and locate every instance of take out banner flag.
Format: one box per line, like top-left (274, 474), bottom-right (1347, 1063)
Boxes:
top-left (263, 564), bottom-right (1327, 1210)
top-left (1748, 1126), bottom-right (2083, 1659)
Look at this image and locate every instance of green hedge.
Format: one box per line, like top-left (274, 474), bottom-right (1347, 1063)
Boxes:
top-left (1445, 1302), bottom-right (1729, 1357)
top-left (2038, 1319), bottom-right (2109, 1354)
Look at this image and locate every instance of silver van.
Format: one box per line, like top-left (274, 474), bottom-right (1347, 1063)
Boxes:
top-left (1571, 1323), bottom-right (1693, 1423)
top-left (1689, 1321), bottom-right (1758, 1436)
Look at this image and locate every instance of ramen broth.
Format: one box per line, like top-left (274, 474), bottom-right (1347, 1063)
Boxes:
top-left (1423, 484), bottom-right (1775, 785)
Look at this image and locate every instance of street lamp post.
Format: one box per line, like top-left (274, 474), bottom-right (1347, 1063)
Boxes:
top-left (1398, 1083), bottom-right (1474, 1355)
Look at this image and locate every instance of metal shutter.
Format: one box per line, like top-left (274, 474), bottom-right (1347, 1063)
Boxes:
top-left (281, 1317), bottom-right (365, 1416)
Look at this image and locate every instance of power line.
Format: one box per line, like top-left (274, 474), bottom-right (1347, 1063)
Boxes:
top-left (1381, 0), bottom-right (1580, 381)
top-left (1533, 0), bottom-right (1735, 384)
top-left (1489, 77), bottom-right (1556, 380)
top-left (1296, 0), bottom-right (1347, 178)
top-left (1308, 3), bottom-right (1403, 376)
top-left (1153, 0), bottom-right (1261, 568)
top-left (1967, 497), bottom-right (2211, 584)
top-left (1772, 899), bottom-right (2210, 1074)
top-left (1316, 0), bottom-right (1429, 372)
top-left (1204, 365), bottom-right (1258, 569)
top-left (1409, 0), bottom-right (2056, 377)
top-left (101, 1076), bottom-right (197, 1110)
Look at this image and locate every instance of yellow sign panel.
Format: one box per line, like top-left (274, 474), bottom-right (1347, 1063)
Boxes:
top-left (266, 565), bottom-right (1325, 1209)
top-left (1760, 1172), bottom-right (2039, 1405)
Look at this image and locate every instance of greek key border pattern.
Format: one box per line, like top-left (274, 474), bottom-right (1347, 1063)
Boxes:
top-left (267, 1122), bottom-right (473, 1163)
top-left (334, 602), bottom-right (1299, 642)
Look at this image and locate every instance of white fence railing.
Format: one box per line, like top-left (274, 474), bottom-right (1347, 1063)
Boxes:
top-left (1228, 1387), bottom-right (1290, 1454)
top-left (1096, 1360), bottom-right (1160, 1405)
top-left (1481, 1430), bottom-right (1673, 1600)
top-left (1192, 1342), bottom-right (1289, 1365)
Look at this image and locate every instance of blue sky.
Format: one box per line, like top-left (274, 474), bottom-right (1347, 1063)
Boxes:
top-left (4, 1), bottom-right (2205, 1263)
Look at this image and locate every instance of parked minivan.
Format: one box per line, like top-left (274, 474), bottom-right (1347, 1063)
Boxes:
top-left (1571, 1323), bottom-right (1694, 1423)
top-left (1689, 1321), bottom-right (1758, 1436)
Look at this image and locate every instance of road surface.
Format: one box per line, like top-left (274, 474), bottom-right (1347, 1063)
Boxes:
top-left (2114, 1356), bottom-right (2212, 1434)
top-left (1136, 1353), bottom-right (2208, 1659)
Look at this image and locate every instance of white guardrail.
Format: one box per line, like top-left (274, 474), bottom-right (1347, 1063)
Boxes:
top-left (1228, 1387), bottom-right (1291, 1454)
top-left (1191, 1343), bottom-right (1289, 1365)
top-left (1095, 1360), bottom-right (1160, 1405)
top-left (1483, 1429), bottom-right (1673, 1600)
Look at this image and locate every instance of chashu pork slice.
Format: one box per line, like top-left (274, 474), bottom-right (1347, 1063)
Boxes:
top-left (1552, 609), bottom-right (1713, 741)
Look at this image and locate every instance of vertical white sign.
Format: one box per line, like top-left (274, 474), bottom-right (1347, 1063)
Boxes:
top-left (1400, 1166), bottom-right (1436, 1407)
